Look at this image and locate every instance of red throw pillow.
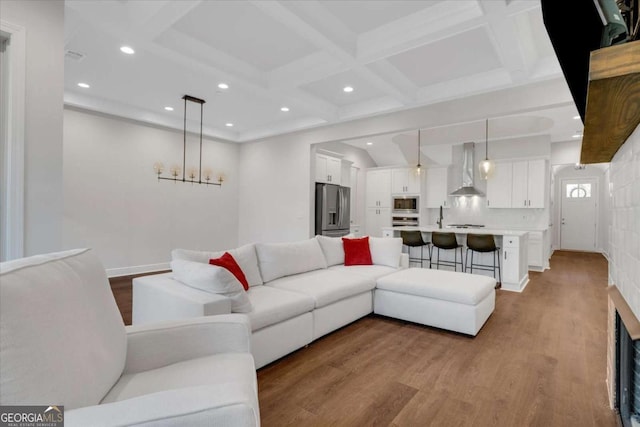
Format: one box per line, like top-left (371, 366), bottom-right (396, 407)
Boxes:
top-left (209, 252), bottom-right (249, 291)
top-left (342, 236), bottom-right (373, 266)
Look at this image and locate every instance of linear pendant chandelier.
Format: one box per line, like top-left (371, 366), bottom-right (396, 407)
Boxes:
top-left (153, 95), bottom-right (223, 186)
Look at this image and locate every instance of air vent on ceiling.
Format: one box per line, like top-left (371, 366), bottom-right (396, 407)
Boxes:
top-left (65, 50), bottom-right (86, 62)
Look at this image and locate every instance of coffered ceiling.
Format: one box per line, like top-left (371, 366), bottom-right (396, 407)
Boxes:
top-left (63, 0), bottom-right (577, 143)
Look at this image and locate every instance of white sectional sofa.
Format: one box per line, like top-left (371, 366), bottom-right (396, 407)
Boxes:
top-left (134, 236), bottom-right (408, 368)
top-left (134, 235), bottom-right (496, 369)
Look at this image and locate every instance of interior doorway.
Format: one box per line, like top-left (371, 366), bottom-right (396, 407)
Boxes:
top-left (560, 177), bottom-right (598, 251)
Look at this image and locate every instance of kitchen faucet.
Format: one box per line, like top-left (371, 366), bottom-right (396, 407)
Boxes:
top-left (437, 205), bottom-right (443, 229)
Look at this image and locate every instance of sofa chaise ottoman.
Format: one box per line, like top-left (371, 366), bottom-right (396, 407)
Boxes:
top-left (374, 268), bottom-right (496, 336)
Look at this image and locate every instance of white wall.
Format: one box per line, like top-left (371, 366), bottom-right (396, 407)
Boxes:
top-left (237, 136), bottom-right (311, 245)
top-left (0, 0), bottom-right (64, 256)
top-left (551, 140), bottom-right (582, 165)
top-left (63, 108), bottom-right (240, 275)
top-left (608, 124), bottom-right (640, 319)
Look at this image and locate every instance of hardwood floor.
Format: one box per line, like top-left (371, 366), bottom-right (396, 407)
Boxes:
top-left (107, 252), bottom-right (616, 425)
top-left (256, 251), bottom-right (616, 426)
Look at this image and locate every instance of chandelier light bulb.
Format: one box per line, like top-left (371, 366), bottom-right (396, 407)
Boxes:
top-left (203, 168), bottom-right (213, 181)
top-left (170, 165), bottom-right (181, 178)
top-left (153, 162), bottom-right (164, 175)
top-left (187, 167), bottom-right (198, 181)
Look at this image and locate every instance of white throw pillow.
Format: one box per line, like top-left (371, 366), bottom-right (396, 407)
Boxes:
top-left (315, 234), bottom-right (353, 266)
top-left (256, 238), bottom-right (328, 283)
top-left (171, 259), bottom-right (252, 313)
top-left (369, 237), bottom-right (403, 268)
top-left (171, 243), bottom-right (263, 287)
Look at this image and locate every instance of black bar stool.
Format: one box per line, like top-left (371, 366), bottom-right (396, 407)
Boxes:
top-left (430, 232), bottom-right (464, 271)
top-left (465, 234), bottom-right (501, 285)
top-left (400, 231), bottom-right (430, 268)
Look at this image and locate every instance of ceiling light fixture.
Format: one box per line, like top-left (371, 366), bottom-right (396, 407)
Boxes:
top-left (343, 86), bottom-right (354, 93)
top-left (153, 95), bottom-right (223, 187)
top-left (572, 131), bottom-right (583, 138)
top-left (573, 115), bottom-right (581, 120)
top-left (218, 83), bottom-right (229, 89)
top-left (416, 130), bottom-right (422, 176)
top-left (77, 82), bottom-right (90, 88)
top-left (120, 46), bottom-right (135, 55)
top-left (164, 106), bottom-right (174, 111)
top-left (225, 123), bottom-right (234, 127)
top-left (280, 107), bottom-right (290, 112)
top-left (366, 141), bottom-right (373, 146)
top-left (478, 119), bottom-right (495, 180)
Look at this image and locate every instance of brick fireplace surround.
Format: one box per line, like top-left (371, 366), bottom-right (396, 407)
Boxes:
top-left (606, 124), bottom-right (640, 412)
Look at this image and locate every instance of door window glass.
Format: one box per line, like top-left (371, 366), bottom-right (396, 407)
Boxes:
top-left (566, 183), bottom-right (592, 198)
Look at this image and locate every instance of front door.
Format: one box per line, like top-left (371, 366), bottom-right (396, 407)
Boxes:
top-left (560, 178), bottom-right (598, 251)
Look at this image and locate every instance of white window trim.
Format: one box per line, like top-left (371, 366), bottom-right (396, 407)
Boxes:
top-left (1, 20), bottom-right (25, 261)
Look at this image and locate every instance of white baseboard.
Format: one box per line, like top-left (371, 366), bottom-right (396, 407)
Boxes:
top-left (106, 262), bottom-right (170, 278)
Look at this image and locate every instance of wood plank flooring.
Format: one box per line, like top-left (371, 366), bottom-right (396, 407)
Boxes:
top-left (256, 251), bottom-right (616, 426)
top-left (108, 251), bottom-right (616, 425)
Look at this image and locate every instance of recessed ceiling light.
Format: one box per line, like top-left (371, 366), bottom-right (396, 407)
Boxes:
top-left (120, 46), bottom-right (135, 55)
top-left (343, 86), bottom-right (354, 93)
top-left (572, 133), bottom-right (582, 138)
top-left (573, 115), bottom-right (581, 120)
top-left (164, 106), bottom-right (174, 111)
top-left (366, 142), bottom-right (373, 146)
top-left (280, 107), bottom-right (290, 112)
top-left (77, 82), bottom-right (90, 88)
top-left (225, 123), bottom-right (234, 127)
top-left (218, 83), bottom-right (229, 89)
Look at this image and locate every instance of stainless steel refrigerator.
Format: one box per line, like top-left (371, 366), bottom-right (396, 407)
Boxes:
top-left (315, 183), bottom-right (350, 237)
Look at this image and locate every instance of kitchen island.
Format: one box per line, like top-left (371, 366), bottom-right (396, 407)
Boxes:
top-left (382, 226), bottom-right (529, 292)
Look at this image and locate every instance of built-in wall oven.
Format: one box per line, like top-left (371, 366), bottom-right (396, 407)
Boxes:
top-left (392, 196), bottom-right (419, 214)
top-left (392, 216), bottom-right (420, 227)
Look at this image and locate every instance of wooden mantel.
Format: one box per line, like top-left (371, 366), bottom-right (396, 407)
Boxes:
top-left (581, 40), bottom-right (640, 164)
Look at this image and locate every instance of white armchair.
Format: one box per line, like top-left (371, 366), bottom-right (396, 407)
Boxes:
top-left (0, 249), bottom-right (260, 427)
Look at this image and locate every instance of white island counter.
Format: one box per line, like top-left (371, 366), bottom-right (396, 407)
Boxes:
top-left (381, 226), bottom-right (529, 292)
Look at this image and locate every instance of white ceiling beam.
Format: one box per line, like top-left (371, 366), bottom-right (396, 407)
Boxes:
top-left (480, 1), bottom-right (531, 83)
top-left (250, 0), bottom-right (414, 104)
top-left (269, 51), bottom-right (346, 89)
top-left (357, 1), bottom-right (484, 64)
top-left (137, 1), bottom-right (203, 40)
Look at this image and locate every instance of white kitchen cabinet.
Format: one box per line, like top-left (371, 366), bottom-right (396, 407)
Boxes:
top-left (365, 207), bottom-right (391, 237)
top-left (391, 168), bottom-right (420, 194)
top-left (487, 159), bottom-right (547, 209)
top-left (511, 159), bottom-right (547, 208)
top-left (501, 234), bottom-right (529, 292)
top-left (424, 167), bottom-right (450, 208)
top-left (486, 161), bottom-right (513, 208)
top-left (528, 231), bottom-right (543, 270)
top-left (526, 159), bottom-right (546, 208)
top-left (315, 154), bottom-right (341, 184)
top-left (340, 160), bottom-right (353, 187)
top-left (511, 160), bottom-right (529, 208)
top-left (366, 169), bottom-right (391, 208)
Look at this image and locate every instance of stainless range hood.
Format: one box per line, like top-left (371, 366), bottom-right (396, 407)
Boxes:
top-left (449, 142), bottom-right (484, 197)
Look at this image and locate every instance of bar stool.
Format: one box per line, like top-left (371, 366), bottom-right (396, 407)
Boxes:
top-left (465, 234), bottom-right (501, 285)
top-left (400, 231), bottom-right (430, 268)
top-left (430, 232), bottom-right (464, 272)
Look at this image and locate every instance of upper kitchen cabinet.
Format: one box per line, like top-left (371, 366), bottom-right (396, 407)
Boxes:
top-left (512, 159), bottom-right (546, 208)
top-left (487, 159), bottom-right (547, 209)
top-left (486, 162), bottom-right (513, 208)
top-left (340, 160), bottom-right (353, 187)
top-left (315, 153), bottom-right (342, 184)
top-left (391, 168), bottom-right (420, 194)
top-left (366, 169), bottom-right (391, 208)
top-left (424, 167), bottom-right (450, 208)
